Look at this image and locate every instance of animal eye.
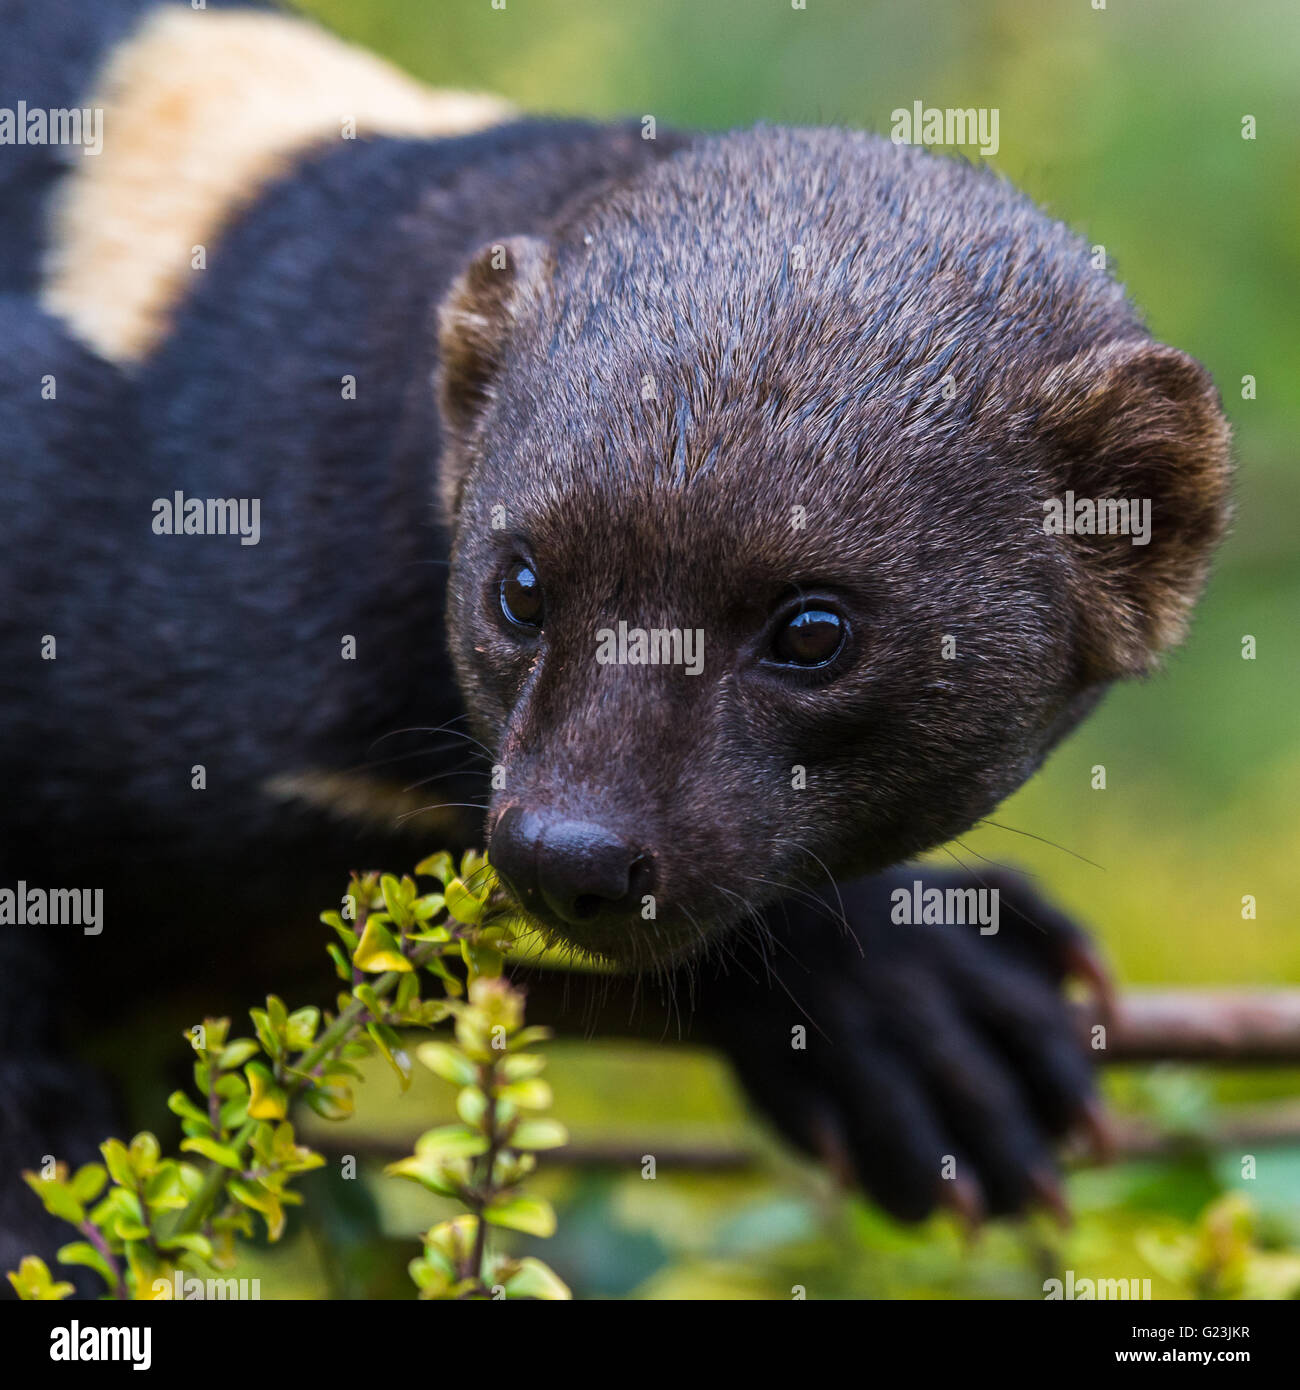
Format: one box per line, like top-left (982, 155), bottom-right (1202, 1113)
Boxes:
top-left (770, 607), bottom-right (846, 667)
top-left (499, 559), bottom-right (544, 630)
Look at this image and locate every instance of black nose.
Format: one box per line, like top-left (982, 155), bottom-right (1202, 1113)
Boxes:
top-left (490, 806), bottom-right (652, 926)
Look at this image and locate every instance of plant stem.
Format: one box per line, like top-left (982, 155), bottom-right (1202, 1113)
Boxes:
top-left (79, 1217), bottom-right (126, 1299)
top-left (171, 964), bottom-right (413, 1238)
top-left (466, 1061), bottom-right (501, 1293)
top-left (172, 1118), bottom-right (256, 1236)
top-left (293, 967), bottom-right (403, 1078)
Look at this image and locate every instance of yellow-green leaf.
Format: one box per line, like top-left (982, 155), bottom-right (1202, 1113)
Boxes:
top-left (500, 1078), bottom-right (552, 1110)
top-left (7, 1255), bottom-right (74, 1300)
top-left (416, 1041), bottom-right (478, 1087)
top-left (413, 1124), bottom-right (489, 1160)
top-left (484, 1194), bottom-right (556, 1237)
top-left (384, 1154), bottom-right (468, 1198)
top-left (284, 1007), bottom-right (320, 1049)
top-left (179, 1136), bottom-right (243, 1168)
top-left (367, 1022), bottom-right (412, 1089)
top-left (445, 877), bottom-right (483, 925)
top-left (414, 851), bottom-right (455, 885)
top-left (245, 1062), bottom-right (289, 1119)
top-left (23, 1172), bottom-right (83, 1225)
top-left (352, 917), bottom-right (412, 973)
top-left (217, 1039), bottom-right (260, 1070)
top-left (509, 1119), bottom-right (568, 1151)
top-left (56, 1241), bottom-right (115, 1286)
top-left (503, 1256), bottom-right (572, 1300)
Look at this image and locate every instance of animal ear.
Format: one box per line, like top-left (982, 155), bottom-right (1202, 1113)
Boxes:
top-left (1031, 339), bottom-right (1232, 680)
top-left (436, 236), bottom-right (553, 519)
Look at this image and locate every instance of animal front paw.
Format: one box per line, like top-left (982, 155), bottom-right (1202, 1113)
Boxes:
top-left (700, 866), bottom-right (1112, 1223)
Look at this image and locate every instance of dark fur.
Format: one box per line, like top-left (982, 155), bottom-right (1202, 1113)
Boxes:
top-left (0, 1), bottom-right (1231, 1281)
top-left (441, 127), bottom-right (1231, 963)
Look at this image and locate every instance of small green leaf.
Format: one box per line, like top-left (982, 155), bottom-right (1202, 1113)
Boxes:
top-left (416, 1041), bottom-right (478, 1087)
top-left (56, 1241), bottom-right (116, 1287)
top-left (424, 1214), bottom-right (479, 1265)
top-left (412, 893), bottom-right (446, 921)
top-left (323, 915), bottom-right (360, 953)
top-left (460, 941), bottom-right (504, 978)
top-left (217, 1039), bottom-right (260, 1070)
top-left (166, 1091), bottom-right (212, 1131)
top-left (460, 849), bottom-right (491, 887)
top-left (23, 1173), bottom-right (83, 1225)
top-left (492, 1150), bottom-right (537, 1188)
top-left (284, 1007), bottom-right (320, 1049)
top-left (394, 972), bottom-right (420, 1013)
top-left (218, 1092), bottom-right (250, 1129)
top-left (100, 1138), bottom-right (134, 1188)
top-left (179, 1136), bottom-right (243, 1168)
top-left (408, 1254), bottom-right (453, 1298)
top-left (128, 1132), bottom-right (161, 1176)
top-left (445, 877), bottom-right (484, 925)
top-left (352, 917), bottom-right (412, 973)
top-left (484, 1194), bottom-right (556, 1237)
top-left (500, 1078), bottom-right (552, 1110)
top-left (413, 1124), bottom-right (489, 1160)
top-left (414, 851), bottom-right (455, 885)
top-left (157, 1232), bottom-right (214, 1259)
top-left (69, 1163), bottom-right (108, 1205)
top-left (367, 1022), bottom-right (412, 1089)
top-left (421, 952), bottom-right (464, 996)
top-left (213, 1073), bottom-right (247, 1100)
top-left (508, 1119), bottom-right (568, 1151)
top-left (381, 873), bottom-right (416, 928)
top-left (122, 1238), bottom-right (169, 1292)
top-left (228, 1180), bottom-right (286, 1241)
top-left (248, 1007), bottom-right (282, 1060)
top-left (352, 982), bottom-right (382, 1014)
top-left (303, 1083), bottom-right (353, 1121)
top-left (499, 1053), bottom-right (546, 1082)
top-left (7, 1255), bottom-right (74, 1301)
top-left (143, 1163), bottom-right (190, 1213)
top-left (245, 1061), bottom-right (289, 1119)
top-left (384, 1154), bottom-right (469, 1198)
top-left (502, 1256), bottom-right (572, 1300)
top-left (407, 923), bottom-right (453, 944)
top-left (456, 1086), bottom-right (488, 1127)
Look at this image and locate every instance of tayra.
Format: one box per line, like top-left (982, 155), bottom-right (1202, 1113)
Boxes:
top-left (0, 0), bottom-right (1231, 1277)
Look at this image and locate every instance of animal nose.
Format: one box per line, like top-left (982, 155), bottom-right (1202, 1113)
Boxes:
top-left (490, 806), bottom-right (652, 926)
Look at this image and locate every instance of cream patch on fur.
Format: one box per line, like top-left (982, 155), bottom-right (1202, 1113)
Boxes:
top-left (264, 769), bottom-right (469, 836)
top-left (41, 8), bottom-right (514, 363)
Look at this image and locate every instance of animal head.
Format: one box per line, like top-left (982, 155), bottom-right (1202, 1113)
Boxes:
top-left (436, 128), bottom-right (1231, 967)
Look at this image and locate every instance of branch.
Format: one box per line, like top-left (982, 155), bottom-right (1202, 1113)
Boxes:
top-left (1081, 989), bottom-right (1300, 1063)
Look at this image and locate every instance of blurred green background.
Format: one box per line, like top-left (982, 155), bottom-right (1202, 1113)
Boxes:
top-left (274, 0), bottom-right (1298, 1298)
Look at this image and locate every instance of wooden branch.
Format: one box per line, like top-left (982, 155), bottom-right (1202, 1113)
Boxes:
top-left (302, 991), bottom-right (1300, 1174)
top-left (1081, 989), bottom-right (1300, 1063)
top-left (1097, 1101), bottom-right (1300, 1160)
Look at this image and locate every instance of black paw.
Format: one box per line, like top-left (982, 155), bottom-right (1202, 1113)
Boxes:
top-left (699, 866), bottom-right (1111, 1224)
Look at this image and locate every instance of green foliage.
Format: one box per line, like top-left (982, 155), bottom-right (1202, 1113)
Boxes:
top-left (1137, 1192), bottom-right (1300, 1300)
top-left (6, 850), bottom-right (570, 1302)
top-left (394, 979), bottom-right (569, 1298)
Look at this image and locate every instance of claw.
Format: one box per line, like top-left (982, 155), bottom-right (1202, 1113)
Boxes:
top-left (1076, 1096), bottom-right (1118, 1163)
top-left (1028, 1166), bottom-right (1072, 1229)
top-left (1062, 938), bottom-right (1117, 1025)
top-left (808, 1109), bottom-right (856, 1191)
top-left (937, 1172), bottom-right (986, 1238)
